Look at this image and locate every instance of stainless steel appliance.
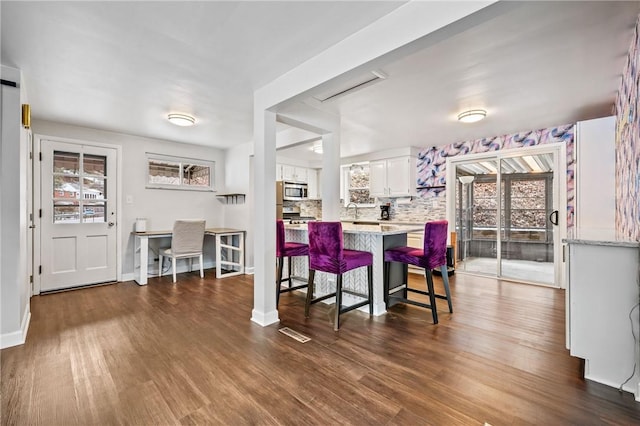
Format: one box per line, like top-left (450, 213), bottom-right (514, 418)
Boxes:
top-left (282, 181), bottom-right (308, 200)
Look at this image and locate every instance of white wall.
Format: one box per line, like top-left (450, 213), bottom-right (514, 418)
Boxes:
top-left (1, 65), bottom-right (30, 348)
top-left (32, 120), bottom-right (227, 278)
top-left (223, 141), bottom-right (254, 271)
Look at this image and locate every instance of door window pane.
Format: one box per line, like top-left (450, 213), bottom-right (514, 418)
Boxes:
top-left (53, 176), bottom-right (80, 199)
top-left (54, 151), bottom-right (79, 175)
top-left (83, 202), bottom-right (106, 223)
top-left (83, 177), bottom-right (105, 199)
top-left (54, 201), bottom-right (80, 223)
top-left (84, 154), bottom-right (106, 177)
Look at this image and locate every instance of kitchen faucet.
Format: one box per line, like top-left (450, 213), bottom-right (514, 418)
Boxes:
top-left (346, 202), bottom-right (358, 220)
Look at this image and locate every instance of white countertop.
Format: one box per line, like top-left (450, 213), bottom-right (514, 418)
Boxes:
top-left (563, 238), bottom-right (639, 248)
top-left (285, 222), bottom-right (423, 235)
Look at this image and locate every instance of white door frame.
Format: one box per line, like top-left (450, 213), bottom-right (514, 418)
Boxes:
top-left (445, 143), bottom-right (567, 289)
top-left (33, 134), bottom-right (123, 294)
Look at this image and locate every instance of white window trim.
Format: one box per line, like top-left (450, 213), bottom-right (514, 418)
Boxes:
top-left (146, 153), bottom-right (215, 192)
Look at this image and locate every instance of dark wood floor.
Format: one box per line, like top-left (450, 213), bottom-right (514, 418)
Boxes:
top-left (2, 271), bottom-right (640, 425)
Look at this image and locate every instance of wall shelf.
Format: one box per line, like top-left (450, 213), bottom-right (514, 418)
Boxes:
top-left (216, 193), bottom-right (245, 204)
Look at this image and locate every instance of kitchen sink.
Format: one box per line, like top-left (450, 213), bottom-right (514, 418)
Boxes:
top-left (350, 221), bottom-right (380, 225)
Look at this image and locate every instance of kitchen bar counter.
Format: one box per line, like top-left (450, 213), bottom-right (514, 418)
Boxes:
top-left (283, 223), bottom-right (421, 316)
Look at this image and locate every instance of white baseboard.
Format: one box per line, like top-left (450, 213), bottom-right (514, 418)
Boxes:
top-left (251, 309), bottom-right (279, 326)
top-left (244, 266), bottom-right (254, 275)
top-left (1, 304), bottom-right (31, 349)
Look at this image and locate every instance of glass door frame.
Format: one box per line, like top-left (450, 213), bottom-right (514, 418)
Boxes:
top-left (445, 143), bottom-right (567, 288)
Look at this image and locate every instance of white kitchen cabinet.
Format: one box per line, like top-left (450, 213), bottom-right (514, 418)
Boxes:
top-left (575, 116), bottom-right (616, 240)
top-left (282, 165), bottom-right (307, 183)
top-left (276, 163), bottom-right (283, 181)
top-left (307, 168), bottom-right (321, 199)
top-left (369, 156), bottom-right (416, 197)
top-left (566, 239), bottom-right (640, 400)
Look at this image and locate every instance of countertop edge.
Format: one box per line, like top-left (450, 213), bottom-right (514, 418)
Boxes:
top-left (562, 238), bottom-right (639, 248)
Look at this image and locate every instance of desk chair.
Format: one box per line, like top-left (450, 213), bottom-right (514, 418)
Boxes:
top-left (276, 220), bottom-right (309, 307)
top-left (384, 220), bottom-right (452, 324)
top-left (159, 220), bottom-right (206, 283)
top-left (305, 221), bottom-right (373, 331)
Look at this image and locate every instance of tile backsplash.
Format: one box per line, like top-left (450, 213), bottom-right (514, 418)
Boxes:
top-left (287, 197), bottom-right (446, 224)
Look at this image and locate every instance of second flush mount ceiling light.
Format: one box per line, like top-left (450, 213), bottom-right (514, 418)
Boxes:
top-left (457, 109), bottom-right (487, 123)
top-left (168, 113), bottom-right (196, 126)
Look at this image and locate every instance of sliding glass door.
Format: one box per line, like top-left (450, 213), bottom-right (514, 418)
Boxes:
top-left (450, 147), bottom-right (563, 287)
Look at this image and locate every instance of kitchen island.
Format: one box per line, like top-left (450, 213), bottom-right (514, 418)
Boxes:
top-left (284, 222), bottom-right (424, 315)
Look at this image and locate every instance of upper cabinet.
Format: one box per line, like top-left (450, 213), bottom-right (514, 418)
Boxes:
top-left (307, 168), bottom-right (320, 199)
top-left (281, 164), bottom-right (308, 183)
top-left (369, 156), bottom-right (416, 197)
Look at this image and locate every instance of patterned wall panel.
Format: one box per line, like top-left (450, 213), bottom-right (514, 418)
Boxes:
top-left (416, 124), bottom-right (576, 227)
top-left (614, 15), bottom-right (640, 241)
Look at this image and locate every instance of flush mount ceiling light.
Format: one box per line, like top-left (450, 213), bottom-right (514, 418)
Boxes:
top-left (167, 113), bottom-right (195, 127)
top-left (457, 109), bottom-right (487, 123)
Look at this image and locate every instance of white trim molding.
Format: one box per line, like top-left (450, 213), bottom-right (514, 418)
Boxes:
top-left (1, 304), bottom-right (31, 349)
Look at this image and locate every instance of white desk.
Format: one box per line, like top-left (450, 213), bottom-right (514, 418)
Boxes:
top-left (132, 228), bottom-right (245, 285)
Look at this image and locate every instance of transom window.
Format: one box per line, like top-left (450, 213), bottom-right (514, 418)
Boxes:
top-left (146, 153), bottom-right (215, 191)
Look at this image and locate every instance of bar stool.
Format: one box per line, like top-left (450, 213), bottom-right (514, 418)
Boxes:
top-left (305, 221), bottom-right (373, 331)
top-left (276, 220), bottom-right (309, 307)
top-left (384, 220), bottom-right (452, 324)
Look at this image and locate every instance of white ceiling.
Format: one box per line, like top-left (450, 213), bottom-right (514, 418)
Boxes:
top-left (2, 1), bottom-right (639, 163)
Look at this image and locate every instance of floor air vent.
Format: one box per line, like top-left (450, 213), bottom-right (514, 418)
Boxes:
top-left (279, 327), bottom-right (311, 343)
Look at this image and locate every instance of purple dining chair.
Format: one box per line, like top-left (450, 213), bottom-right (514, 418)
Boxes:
top-left (305, 221), bottom-right (373, 331)
top-left (383, 220), bottom-right (452, 324)
top-left (276, 220), bottom-right (309, 307)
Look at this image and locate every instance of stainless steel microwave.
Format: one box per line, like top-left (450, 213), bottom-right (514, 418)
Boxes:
top-left (283, 182), bottom-right (308, 200)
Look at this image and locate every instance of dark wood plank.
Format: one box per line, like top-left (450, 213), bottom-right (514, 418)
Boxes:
top-left (2, 270), bottom-right (640, 425)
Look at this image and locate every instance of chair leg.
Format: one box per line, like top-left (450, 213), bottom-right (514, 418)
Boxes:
top-left (304, 269), bottom-right (315, 317)
top-left (189, 257), bottom-right (193, 273)
top-left (199, 254), bottom-right (204, 278)
top-left (276, 257), bottom-right (284, 308)
top-left (334, 274), bottom-right (343, 331)
top-left (402, 262), bottom-right (408, 299)
top-left (287, 256), bottom-right (293, 289)
top-left (425, 269), bottom-right (438, 324)
top-left (367, 265), bottom-right (373, 316)
top-left (159, 255), bottom-right (163, 277)
top-left (172, 257), bottom-right (177, 283)
top-left (441, 265), bottom-right (453, 313)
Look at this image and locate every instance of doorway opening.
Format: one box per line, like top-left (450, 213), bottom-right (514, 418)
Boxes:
top-left (447, 145), bottom-right (566, 287)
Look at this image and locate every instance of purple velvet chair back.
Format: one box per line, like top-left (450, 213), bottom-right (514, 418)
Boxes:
top-left (276, 220), bottom-right (285, 257)
top-left (308, 221), bottom-right (344, 274)
top-left (423, 220), bottom-right (448, 270)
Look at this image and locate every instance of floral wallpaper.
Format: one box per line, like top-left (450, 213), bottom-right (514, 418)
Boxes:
top-left (416, 124), bottom-right (575, 227)
top-left (614, 14), bottom-right (640, 241)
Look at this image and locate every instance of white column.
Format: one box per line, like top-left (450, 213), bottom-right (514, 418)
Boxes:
top-left (251, 109), bottom-right (279, 326)
top-left (321, 132), bottom-right (341, 221)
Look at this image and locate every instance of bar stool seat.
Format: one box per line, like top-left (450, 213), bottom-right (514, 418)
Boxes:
top-left (384, 220), bottom-right (453, 324)
top-left (276, 220), bottom-right (309, 307)
top-left (305, 221), bottom-right (373, 331)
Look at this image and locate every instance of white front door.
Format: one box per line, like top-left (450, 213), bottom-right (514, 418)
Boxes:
top-left (40, 140), bottom-right (117, 291)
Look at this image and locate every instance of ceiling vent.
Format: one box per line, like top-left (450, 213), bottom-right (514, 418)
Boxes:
top-left (313, 70), bottom-right (387, 102)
